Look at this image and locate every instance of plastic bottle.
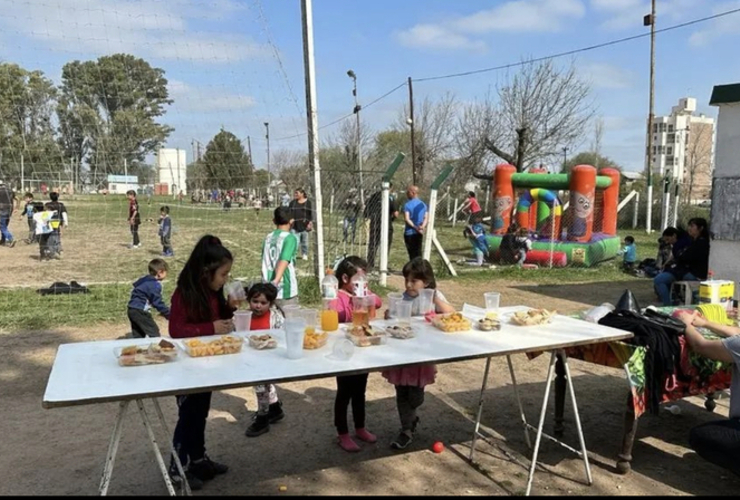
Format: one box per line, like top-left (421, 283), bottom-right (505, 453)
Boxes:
top-left (352, 273), bottom-right (368, 298)
top-left (584, 303), bottom-right (615, 323)
top-left (321, 268), bottom-right (338, 300)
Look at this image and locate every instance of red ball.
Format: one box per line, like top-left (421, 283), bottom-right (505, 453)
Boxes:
top-left (432, 441), bottom-right (445, 454)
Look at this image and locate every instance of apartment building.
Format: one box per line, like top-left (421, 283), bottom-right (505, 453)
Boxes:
top-left (645, 97), bottom-right (715, 202)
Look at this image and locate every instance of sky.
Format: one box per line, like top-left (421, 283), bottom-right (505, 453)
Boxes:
top-left (1, 0), bottom-right (739, 174)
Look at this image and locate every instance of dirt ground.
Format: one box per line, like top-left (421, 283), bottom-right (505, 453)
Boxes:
top-left (1, 276), bottom-right (738, 496)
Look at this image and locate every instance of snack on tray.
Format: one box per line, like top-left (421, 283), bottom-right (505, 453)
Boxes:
top-left (430, 312), bottom-right (472, 332)
top-left (385, 325), bottom-right (415, 339)
top-left (476, 317), bottom-right (501, 331)
top-left (248, 334), bottom-right (278, 350)
top-left (509, 309), bottom-right (556, 326)
top-left (183, 335), bottom-right (243, 357)
top-left (117, 339), bottom-right (178, 366)
top-left (346, 324), bottom-right (386, 347)
top-left (303, 330), bottom-right (329, 350)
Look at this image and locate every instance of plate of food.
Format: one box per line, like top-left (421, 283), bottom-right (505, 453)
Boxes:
top-left (180, 334), bottom-right (244, 357)
top-left (385, 324), bottom-right (415, 339)
top-left (430, 312), bottom-right (472, 332)
top-left (476, 317), bottom-right (501, 331)
top-left (248, 333), bottom-right (278, 350)
top-left (115, 339), bottom-right (178, 366)
top-left (344, 324), bottom-right (387, 347)
top-left (508, 308), bottom-right (556, 326)
top-left (304, 330), bottom-right (329, 350)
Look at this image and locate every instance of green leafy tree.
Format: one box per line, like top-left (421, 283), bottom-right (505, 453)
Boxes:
top-left (0, 63), bottom-right (60, 181)
top-left (561, 151), bottom-right (623, 174)
top-left (201, 129), bottom-right (253, 189)
top-left (57, 54), bottom-right (173, 181)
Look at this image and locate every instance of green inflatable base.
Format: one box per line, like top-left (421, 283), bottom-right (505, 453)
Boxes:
top-left (484, 234), bottom-right (621, 267)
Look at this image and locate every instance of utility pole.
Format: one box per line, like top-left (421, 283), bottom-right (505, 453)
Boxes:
top-left (644, 0), bottom-right (657, 233)
top-left (264, 122), bottom-right (271, 197)
top-left (247, 135), bottom-right (253, 165)
top-left (562, 147), bottom-right (568, 172)
top-left (347, 69), bottom-right (365, 206)
top-left (408, 76), bottom-right (417, 185)
top-left (301, 0), bottom-right (325, 275)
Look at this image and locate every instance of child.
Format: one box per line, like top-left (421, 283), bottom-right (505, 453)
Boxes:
top-left (463, 212), bottom-right (488, 266)
top-left (127, 189), bottom-right (141, 249)
top-left (21, 193), bottom-right (37, 244)
top-left (46, 191), bottom-right (68, 256)
top-left (514, 227), bottom-right (532, 266)
top-left (330, 256), bottom-right (382, 452)
top-left (127, 258), bottom-right (171, 338)
top-left (262, 207), bottom-right (299, 307)
top-left (619, 235), bottom-right (637, 272)
top-left (244, 282), bottom-right (287, 437)
top-left (33, 203), bottom-right (54, 260)
top-left (159, 206), bottom-right (173, 257)
top-left (167, 235), bottom-right (236, 490)
top-left (382, 257), bottom-right (454, 449)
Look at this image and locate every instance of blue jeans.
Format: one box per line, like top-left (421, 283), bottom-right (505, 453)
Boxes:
top-left (654, 271), bottom-right (697, 306)
top-left (0, 213), bottom-right (12, 243)
top-left (291, 229), bottom-right (309, 257)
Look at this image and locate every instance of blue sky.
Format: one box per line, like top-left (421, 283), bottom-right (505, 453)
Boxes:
top-left (1, 0), bottom-right (739, 173)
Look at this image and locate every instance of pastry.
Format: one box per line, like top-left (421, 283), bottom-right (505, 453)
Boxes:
top-left (385, 325), bottom-right (415, 339)
top-left (510, 309), bottom-right (556, 326)
top-left (477, 318), bottom-right (501, 331)
top-left (249, 334), bottom-right (277, 350)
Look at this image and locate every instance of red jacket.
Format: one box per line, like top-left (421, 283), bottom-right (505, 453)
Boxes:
top-left (169, 288), bottom-right (235, 338)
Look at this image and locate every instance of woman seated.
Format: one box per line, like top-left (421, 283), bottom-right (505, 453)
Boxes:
top-left (653, 218), bottom-right (710, 306)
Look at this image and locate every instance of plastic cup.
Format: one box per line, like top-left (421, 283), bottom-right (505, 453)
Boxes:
top-left (284, 318), bottom-right (306, 359)
top-left (233, 311), bottom-right (252, 333)
top-left (484, 292), bottom-right (501, 311)
top-left (352, 296), bottom-right (370, 327)
top-left (395, 300), bottom-right (413, 327)
top-left (387, 292), bottom-right (404, 318)
top-left (416, 289), bottom-right (436, 315)
top-left (225, 281), bottom-right (246, 302)
top-left (327, 338), bottom-right (354, 361)
top-left (282, 304), bottom-right (302, 319)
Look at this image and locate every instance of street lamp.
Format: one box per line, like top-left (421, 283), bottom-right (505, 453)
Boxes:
top-left (347, 69), bottom-right (364, 205)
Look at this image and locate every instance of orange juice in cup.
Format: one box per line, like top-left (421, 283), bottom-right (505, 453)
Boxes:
top-left (321, 307), bottom-right (339, 331)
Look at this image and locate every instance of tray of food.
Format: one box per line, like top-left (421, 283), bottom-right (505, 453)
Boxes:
top-left (508, 308), bottom-right (556, 326)
top-left (115, 339), bottom-right (178, 366)
top-left (476, 317), bottom-right (501, 331)
top-left (248, 333), bottom-right (278, 350)
top-left (345, 324), bottom-right (387, 347)
top-left (430, 312), bottom-right (472, 332)
top-left (304, 330), bottom-right (329, 350)
top-left (385, 324), bottom-right (415, 339)
top-left (180, 335), bottom-right (244, 357)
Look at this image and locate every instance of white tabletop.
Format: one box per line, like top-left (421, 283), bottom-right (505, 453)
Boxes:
top-left (42, 306), bottom-right (632, 409)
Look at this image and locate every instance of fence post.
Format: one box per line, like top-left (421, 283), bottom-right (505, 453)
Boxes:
top-left (452, 198), bottom-right (459, 227)
top-left (379, 153), bottom-right (406, 286)
top-left (484, 184), bottom-right (490, 213)
top-left (446, 187), bottom-right (451, 218)
top-left (633, 191), bottom-right (640, 229)
top-left (423, 164), bottom-right (454, 262)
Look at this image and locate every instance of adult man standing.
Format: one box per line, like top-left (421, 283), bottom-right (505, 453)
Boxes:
top-left (288, 188), bottom-right (313, 260)
top-left (402, 185), bottom-right (427, 260)
top-left (365, 183), bottom-right (398, 269)
top-left (0, 179), bottom-right (18, 247)
top-left (342, 189), bottom-right (361, 246)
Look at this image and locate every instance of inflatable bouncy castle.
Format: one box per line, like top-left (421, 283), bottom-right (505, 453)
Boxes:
top-left (484, 164), bottom-right (621, 267)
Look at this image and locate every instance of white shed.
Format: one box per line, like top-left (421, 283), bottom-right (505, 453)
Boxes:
top-left (708, 82), bottom-right (740, 300)
top-left (156, 148), bottom-right (187, 196)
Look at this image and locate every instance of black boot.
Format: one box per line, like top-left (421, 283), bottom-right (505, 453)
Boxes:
top-left (268, 401), bottom-right (285, 424)
top-left (245, 414), bottom-right (270, 437)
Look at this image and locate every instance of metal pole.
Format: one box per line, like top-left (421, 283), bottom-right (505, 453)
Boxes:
top-left (408, 76), bottom-right (417, 185)
top-left (672, 181), bottom-right (680, 227)
top-left (645, 0), bottom-right (656, 233)
top-left (348, 73), bottom-right (365, 207)
top-left (247, 135), bottom-right (253, 165)
top-left (264, 123), bottom-right (271, 199)
top-left (301, 0), bottom-right (325, 275)
top-left (21, 154), bottom-right (24, 193)
top-left (124, 158), bottom-right (128, 191)
top-left (661, 176), bottom-right (670, 230)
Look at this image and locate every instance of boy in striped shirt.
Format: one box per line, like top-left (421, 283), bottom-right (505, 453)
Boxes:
top-left (262, 207), bottom-right (299, 306)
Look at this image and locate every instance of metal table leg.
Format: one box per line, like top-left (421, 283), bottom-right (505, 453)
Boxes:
top-left (506, 354), bottom-right (532, 449)
top-left (554, 354), bottom-right (566, 436)
top-left (136, 400), bottom-right (177, 496)
top-left (152, 399), bottom-right (191, 496)
top-left (525, 351), bottom-right (558, 496)
top-left (99, 400), bottom-right (130, 496)
top-left (469, 357), bottom-right (492, 462)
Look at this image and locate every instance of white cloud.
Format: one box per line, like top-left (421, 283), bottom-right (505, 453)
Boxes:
top-left (580, 62), bottom-right (635, 89)
top-left (397, 0), bottom-right (585, 51)
top-left (0, 0), bottom-right (271, 64)
top-left (168, 79), bottom-right (255, 112)
top-left (689, 0), bottom-right (740, 46)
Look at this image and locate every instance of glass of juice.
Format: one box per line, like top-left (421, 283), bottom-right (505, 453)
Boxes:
top-left (301, 309), bottom-right (318, 335)
top-left (352, 296), bottom-right (369, 327)
top-left (321, 298), bottom-right (339, 331)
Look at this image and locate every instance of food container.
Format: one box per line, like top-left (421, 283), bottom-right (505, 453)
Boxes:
top-left (115, 339), bottom-right (179, 366)
top-left (248, 334), bottom-right (278, 350)
top-left (179, 334), bottom-right (244, 357)
top-left (430, 312), bottom-right (472, 332)
top-left (303, 330), bottom-right (329, 350)
top-left (345, 325), bottom-right (387, 347)
top-left (475, 318), bottom-right (501, 332)
top-left (508, 309), bottom-right (556, 326)
top-left (385, 325), bottom-right (415, 339)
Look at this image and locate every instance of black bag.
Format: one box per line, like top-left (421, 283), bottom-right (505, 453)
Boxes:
top-left (642, 308), bottom-right (686, 335)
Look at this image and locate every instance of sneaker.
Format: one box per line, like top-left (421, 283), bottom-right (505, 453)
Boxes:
top-left (168, 465), bottom-right (204, 491)
top-left (188, 454), bottom-right (228, 481)
top-left (8, 239), bottom-right (15, 248)
top-left (245, 414), bottom-right (270, 437)
top-left (390, 430), bottom-right (413, 450)
top-left (301, 254), bottom-right (308, 260)
top-left (267, 401), bottom-right (285, 424)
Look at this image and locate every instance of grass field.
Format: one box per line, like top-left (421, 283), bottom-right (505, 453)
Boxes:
top-left (0, 194), bottom-right (657, 331)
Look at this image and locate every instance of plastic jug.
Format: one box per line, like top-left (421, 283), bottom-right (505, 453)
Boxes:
top-left (584, 303), bottom-right (615, 323)
top-left (321, 268), bottom-right (338, 299)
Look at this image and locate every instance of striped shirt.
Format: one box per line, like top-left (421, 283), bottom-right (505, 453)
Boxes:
top-left (261, 229), bottom-right (299, 300)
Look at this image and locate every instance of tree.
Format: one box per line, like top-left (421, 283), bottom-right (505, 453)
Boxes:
top-left (562, 151), bottom-right (622, 174)
top-left (460, 59), bottom-right (594, 174)
top-left (57, 54), bottom-right (173, 179)
top-left (201, 129), bottom-right (253, 189)
top-left (0, 63), bottom-right (60, 181)
top-left (683, 122), bottom-right (713, 202)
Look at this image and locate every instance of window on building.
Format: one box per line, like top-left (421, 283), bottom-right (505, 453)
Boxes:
top-left (667, 147), bottom-right (673, 156)
top-left (668, 124), bottom-right (674, 132)
top-left (653, 123), bottom-right (658, 133)
top-left (659, 123), bottom-right (667, 133)
top-left (685, 133), bottom-right (689, 144)
top-left (652, 145), bottom-right (657, 154)
top-left (667, 133), bottom-right (675, 143)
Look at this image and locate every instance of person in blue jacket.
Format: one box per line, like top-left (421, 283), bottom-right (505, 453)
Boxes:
top-left (127, 258), bottom-right (171, 338)
top-left (618, 235), bottom-right (637, 272)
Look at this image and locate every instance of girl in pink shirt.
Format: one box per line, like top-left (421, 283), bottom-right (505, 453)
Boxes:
top-left (330, 256), bottom-right (382, 452)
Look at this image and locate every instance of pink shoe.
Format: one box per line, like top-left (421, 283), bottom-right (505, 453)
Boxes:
top-left (355, 428), bottom-right (377, 443)
top-left (337, 433), bottom-right (360, 452)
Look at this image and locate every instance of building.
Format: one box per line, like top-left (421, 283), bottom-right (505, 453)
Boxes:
top-left (645, 97), bottom-right (715, 202)
top-left (156, 148), bottom-right (187, 196)
top-left (106, 174), bottom-right (139, 194)
top-left (707, 83), bottom-right (740, 299)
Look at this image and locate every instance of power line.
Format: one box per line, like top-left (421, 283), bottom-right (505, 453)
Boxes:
top-left (415, 7), bottom-right (740, 82)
